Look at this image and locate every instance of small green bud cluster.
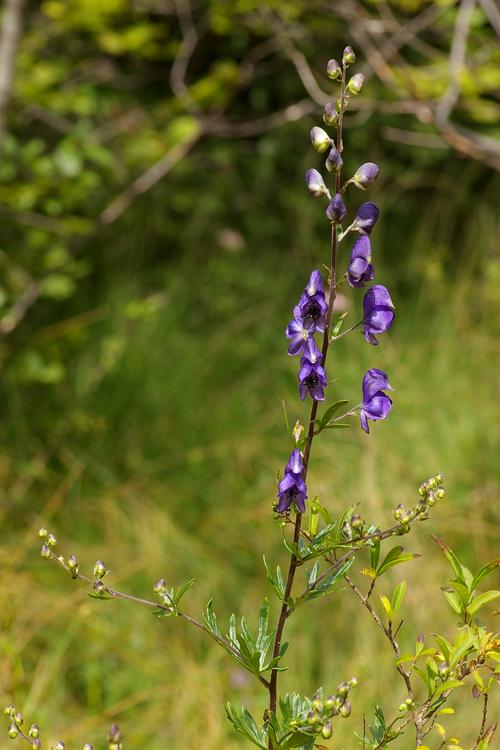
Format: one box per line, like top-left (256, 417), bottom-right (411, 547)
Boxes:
top-left (393, 474), bottom-right (445, 533)
top-left (322, 46), bottom-right (362, 131)
top-left (3, 706), bottom-right (110, 750)
top-left (341, 513), bottom-right (365, 541)
top-left (290, 678), bottom-right (357, 739)
top-left (39, 529), bottom-right (81, 578)
top-left (398, 697), bottom-right (415, 712)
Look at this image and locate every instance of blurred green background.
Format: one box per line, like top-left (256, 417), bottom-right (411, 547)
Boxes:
top-left (0, 0), bottom-right (499, 748)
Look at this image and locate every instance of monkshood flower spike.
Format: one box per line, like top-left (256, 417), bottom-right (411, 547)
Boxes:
top-left (277, 448), bottom-right (307, 512)
top-left (363, 284), bottom-right (395, 344)
top-left (293, 269), bottom-right (328, 333)
top-left (360, 368), bottom-right (393, 433)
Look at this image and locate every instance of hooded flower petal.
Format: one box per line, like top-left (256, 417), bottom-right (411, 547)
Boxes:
top-left (352, 162), bottom-right (379, 190)
top-left (285, 317), bottom-right (314, 355)
top-left (277, 450), bottom-right (308, 512)
top-left (310, 126), bottom-right (332, 154)
top-left (285, 448), bottom-right (304, 475)
top-left (298, 357), bottom-right (327, 401)
top-left (360, 393), bottom-right (393, 433)
top-left (362, 368), bottom-right (393, 402)
top-left (305, 168), bottom-right (329, 198)
top-left (353, 202), bottom-right (380, 234)
top-left (325, 145), bottom-right (343, 173)
top-left (326, 193), bottom-right (347, 222)
top-left (348, 236), bottom-right (374, 287)
top-left (363, 285), bottom-right (395, 344)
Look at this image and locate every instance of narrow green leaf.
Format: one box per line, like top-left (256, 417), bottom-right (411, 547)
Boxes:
top-left (467, 590), bottom-right (500, 616)
top-left (391, 580), bottom-right (407, 614)
top-left (320, 399), bottom-right (349, 427)
top-left (442, 589), bottom-right (463, 615)
top-left (256, 599), bottom-right (269, 652)
top-left (432, 679), bottom-right (465, 698)
top-left (431, 536), bottom-right (466, 584)
top-left (331, 311), bottom-right (348, 337)
top-left (470, 558), bottom-right (500, 593)
top-left (377, 546), bottom-right (420, 576)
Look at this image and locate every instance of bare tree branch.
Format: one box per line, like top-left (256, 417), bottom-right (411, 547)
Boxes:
top-left (0, 0), bottom-right (26, 147)
top-left (478, 0), bottom-right (500, 38)
top-left (436, 0), bottom-right (476, 127)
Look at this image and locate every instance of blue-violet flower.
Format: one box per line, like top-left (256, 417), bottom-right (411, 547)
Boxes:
top-left (360, 368), bottom-right (393, 433)
top-left (305, 168), bottom-right (330, 198)
top-left (277, 448), bottom-right (307, 513)
top-left (363, 285), bottom-right (395, 345)
top-left (352, 202), bottom-right (380, 234)
top-left (348, 236), bottom-right (374, 288)
top-left (326, 193), bottom-right (347, 222)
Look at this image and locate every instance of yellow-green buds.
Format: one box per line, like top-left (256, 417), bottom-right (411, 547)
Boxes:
top-left (153, 578), bottom-right (167, 594)
top-left (47, 533), bottom-right (57, 547)
top-left (312, 699), bottom-right (323, 712)
top-left (84, 744), bottom-right (95, 750)
top-left (310, 126), bottom-right (333, 153)
top-left (336, 680), bottom-right (350, 697)
top-left (306, 711), bottom-right (319, 725)
top-left (340, 700), bottom-right (351, 717)
top-left (93, 560), bottom-right (107, 579)
top-left (323, 101), bottom-right (338, 127)
top-left (3, 706), bottom-right (15, 717)
top-left (7, 725), bottom-right (17, 739)
top-left (14, 712), bottom-right (23, 727)
top-left (350, 513), bottom-right (364, 532)
top-left (321, 721), bottom-right (333, 739)
top-left (347, 73), bottom-right (365, 95)
top-left (67, 554), bottom-right (79, 574)
top-left (343, 46), bottom-right (356, 66)
top-left (38, 528), bottom-right (48, 539)
top-left (349, 676), bottom-right (358, 688)
top-left (41, 544), bottom-right (51, 559)
top-left (32, 740), bottom-right (42, 750)
top-left (326, 59), bottom-right (341, 80)
top-left (54, 741), bottom-right (65, 750)
top-left (29, 724), bottom-right (40, 739)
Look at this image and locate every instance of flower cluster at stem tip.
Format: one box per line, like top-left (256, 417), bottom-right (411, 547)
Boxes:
top-left (279, 47), bottom-right (396, 513)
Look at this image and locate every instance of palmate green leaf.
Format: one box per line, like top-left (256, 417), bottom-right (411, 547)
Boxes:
top-left (467, 590), bottom-right (500, 616)
top-left (376, 546), bottom-right (420, 576)
top-left (225, 704), bottom-right (268, 749)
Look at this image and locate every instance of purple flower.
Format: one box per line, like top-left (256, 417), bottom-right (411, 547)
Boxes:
top-left (363, 285), bottom-right (395, 345)
top-left (277, 448), bottom-right (307, 513)
top-left (323, 101), bottom-right (338, 126)
top-left (360, 369), bottom-right (393, 433)
top-left (286, 317), bottom-right (314, 355)
top-left (326, 193), bottom-right (347, 222)
top-left (305, 169), bottom-right (329, 198)
top-left (294, 270), bottom-right (328, 332)
top-left (325, 145), bottom-right (343, 173)
top-left (348, 236), bottom-right (374, 288)
top-left (352, 202), bottom-right (380, 234)
top-left (352, 163), bottom-right (379, 190)
top-left (298, 352), bottom-right (327, 401)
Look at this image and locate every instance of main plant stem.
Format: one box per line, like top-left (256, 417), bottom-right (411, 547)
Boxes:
top-left (267, 65), bottom-right (348, 745)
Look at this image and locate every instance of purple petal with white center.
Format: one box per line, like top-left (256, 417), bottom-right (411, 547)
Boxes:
top-left (352, 162), bottom-right (379, 190)
top-left (303, 336), bottom-right (322, 364)
top-left (305, 168), bottom-right (328, 198)
top-left (326, 193), bottom-right (347, 222)
top-left (306, 270), bottom-right (324, 296)
top-left (286, 448), bottom-right (304, 475)
top-left (354, 202), bottom-right (380, 234)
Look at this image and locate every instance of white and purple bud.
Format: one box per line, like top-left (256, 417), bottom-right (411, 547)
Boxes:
top-left (322, 722), bottom-right (333, 739)
top-left (14, 713), bottom-right (23, 727)
top-left (47, 533), bottom-right (57, 547)
top-left (352, 162), bottom-right (379, 190)
top-left (340, 700), bottom-right (352, 718)
top-left (7, 724), bottom-right (18, 740)
top-left (305, 169), bottom-right (330, 199)
top-left (67, 554), bottom-right (79, 573)
top-left (310, 126), bottom-right (332, 154)
top-left (343, 46), bottom-right (356, 66)
top-left (323, 101), bottom-right (338, 127)
top-left (38, 528), bottom-right (48, 539)
top-left (41, 543), bottom-right (51, 559)
top-left (326, 58), bottom-right (341, 80)
top-left (54, 742), bottom-right (65, 750)
top-left (153, 578), bottom-right (167, 593)
top-left (93, 560), bottom-right (107, 579)
top-left (32, 740), bottom-right (42, 750)
top-left (325, 194), bottom-right (347, 223)
top-left (325, 145), bottom-right (343, 173)
top-left (29, 725), bottom-right (40, 739)
top-left (347, 73), bottom-right (365, 95)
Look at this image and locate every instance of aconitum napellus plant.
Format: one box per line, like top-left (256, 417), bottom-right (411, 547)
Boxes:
top-left (5, 48), bottom-right (498, 750)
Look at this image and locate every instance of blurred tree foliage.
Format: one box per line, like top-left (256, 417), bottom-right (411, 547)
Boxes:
top-left (0, 0), bottom-right (498, 448)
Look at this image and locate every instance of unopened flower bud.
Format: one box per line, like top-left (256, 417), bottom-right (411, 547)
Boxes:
top-left (108, 724), bottom-right (121, 743)
top-left (325, 194), bottom-right (347, 223)
top-left (347, 72), bottom-right (364, 95)
top-left (14, 712), bottom-right (23, 726)
top-left (341, 521), bottom-right (353, 540)
top-left (350, 513), bottom-right (364, 532)
top-left (349, 676), bottom-right (358, 687)
top-left (435, 473), bottom-right (444, 484)
top-left (305, 168), bottom-right (329, 198)
top-left (47, 533), bottom-right (57, 547)
top-left (393, 503), bottom-right (404, 520)
top-left (325, 695), bottom-right (336, 710)
top-left (322, 721), bottom-right (333, 739)
top-left (398, 703), bottom-right (407, 712)
top-left (436, 488), bottom-right (445, 499)
top-left (83, 744), bottom-right (94, 750)
top-left (340, 700), bottom-right (351, 717)
top-left (352, 202), bottom-right (380, 235)
top-left (310, 126), bottom-right (332, 154)
top-left (323, 101), bottom-right (338, 127)
top-left (438, 661), bottom-right (449, 677)
top-left (54, 741), bottom-right (65, 750)
top-left (306, 711), bottom-right (319, 725)
top-left (94, 560), bottom-right (107, 579)
top-left (337, 680), bottom-right (350, 697)
top-left (312, 699), bottom-right (323, 712)
top-left (68, 555), bottom-right (79, 572)
top-left (351, 162), bottom-right (379, 190)
top-left (38, 528), bottom-right (48, 539)
top-left (32, 740), bottom-right (42, 750)
top-left (427, 477), bottom-right (437, 489)
top-left (93, 580), bottom-right (106, 595)
top-left (335, 96), bottom-right (348, 114)
top-left (29, 725), bottom-right (40, 739)
top-left (418, 483), bottom-right (427, 497)
top-left (401, 510), bottom-right (412, 525)
top-left (405, 697), bottom-right (414, 708)
top-left (326, 59), bottom-right (341, 80)
top-left (41, 544), bottom-right (51, 559)
top-left (325, 145), bottom-right (343, 173)
top-left (3, 706), bottom-right (15, 717)
top-left (343, 46), bottom-right (356, 66)
top-left (153, 578), bottom-right (167, 594)
top-left (427, 492), bottom-right (436, 507)
top-left (7, 725), bottom-right (18, 739)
